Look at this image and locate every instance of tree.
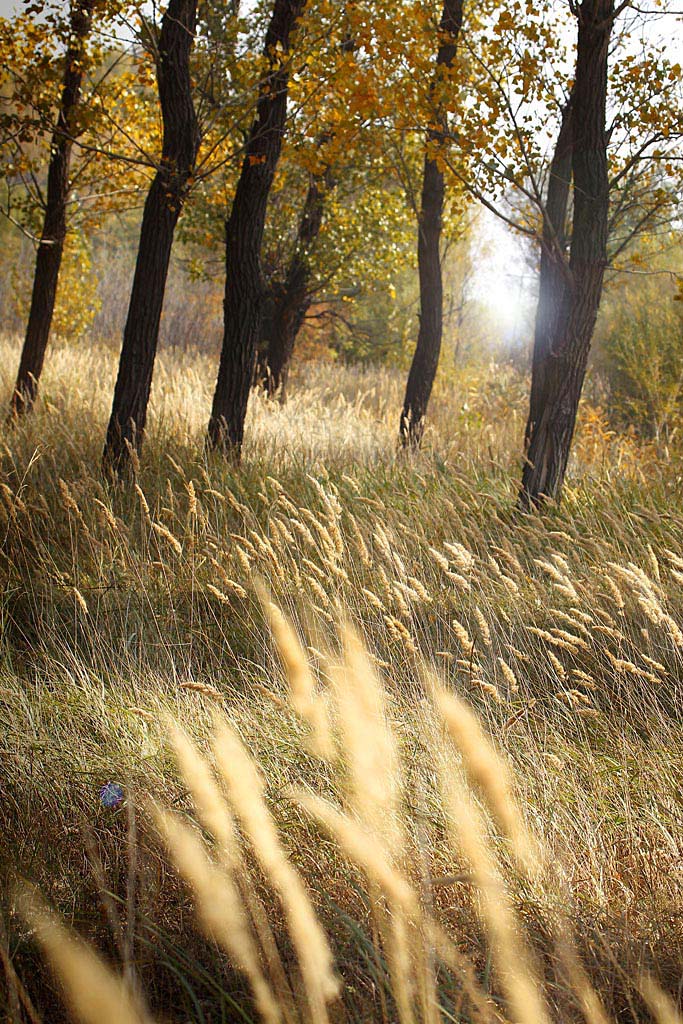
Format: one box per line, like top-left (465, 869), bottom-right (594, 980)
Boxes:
top-left (102, 0), bottom-right (200, 477)
top-left (399, 0), bottom-right (465, 447)
top-left (176, 2), bottom-right (423, 388)
top-left (255, 157), bottom-right (334, 398)
top-left (254, 20), bottom-right (358, 399)
top-left (207, 0), bottom-right (308, 458)
top-left (520, 0), bottom-right (615, 506)
top-left (1, 1), bottom-right (175, 412)
top-left (8, 0), bottom-right (95, 418)
top-left (432, 0), bottom-right (681, 504)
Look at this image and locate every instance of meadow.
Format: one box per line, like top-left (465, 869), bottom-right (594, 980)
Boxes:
top-left (1, 334), bottom-right (682, 1023)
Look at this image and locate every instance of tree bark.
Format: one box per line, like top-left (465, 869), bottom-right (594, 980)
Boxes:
top-left (102, 0), bottom-right (200, 478)
top-left (400, 0), bottom-right (464, 447)
top-left (257, 166), bottom-right (333, 399)
top-left (520, 0), bottom-right (614, 508)
top-left (9, 0), bottom-right (95, 418)
top-left (208, 0), bottom-right (307, 458)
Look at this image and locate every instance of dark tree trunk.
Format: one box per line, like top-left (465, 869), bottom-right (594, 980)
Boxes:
top-left (208, 0), bottom-right (307, 458)
top-left (258, 167), bottom-right (333, 399)
top-left (102, 0), bottom-right (200, 477)
top-left (9, 0), bottom-right (95, 418)
top-left (521, 0), bottom-right (614, 508)
top-left (256, 277), bottom-right (311, 401)
top-left (400, 0), bottom-right (464, 447)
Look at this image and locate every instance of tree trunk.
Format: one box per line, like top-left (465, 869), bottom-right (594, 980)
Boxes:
top-left (208, 0), bottom-right (307, 458)
top-left (520, 0), bottom-right (613, 508)
top-left (400, 0), bottom-right (464, 447)
top-left (102, 0), bottom-right (200, 478)
top-left (256, 20), bottom-right (352, 402)
top-left (265, 271), bottom-right (311, 400)
top-left (259, 168), bottom-right (332, 399)
top-left (9, 0), bottom-right (95, 418)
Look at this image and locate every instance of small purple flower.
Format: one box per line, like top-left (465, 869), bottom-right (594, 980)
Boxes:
top-left (99, 782), bottom-right (125, 809)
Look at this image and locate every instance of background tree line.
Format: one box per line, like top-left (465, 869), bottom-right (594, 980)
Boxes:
top-left (1, 0), bottom-right (682, 505)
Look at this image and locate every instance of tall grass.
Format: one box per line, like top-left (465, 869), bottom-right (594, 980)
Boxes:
top-left (1, 334), bottom-right (682, 1022)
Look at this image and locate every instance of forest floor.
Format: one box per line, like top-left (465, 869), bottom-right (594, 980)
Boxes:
top-left (0, 334), bottom-right (682, 1024)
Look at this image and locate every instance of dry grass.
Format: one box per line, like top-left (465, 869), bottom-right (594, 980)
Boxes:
top-left (0, 333), bottom-right (682, 1022)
